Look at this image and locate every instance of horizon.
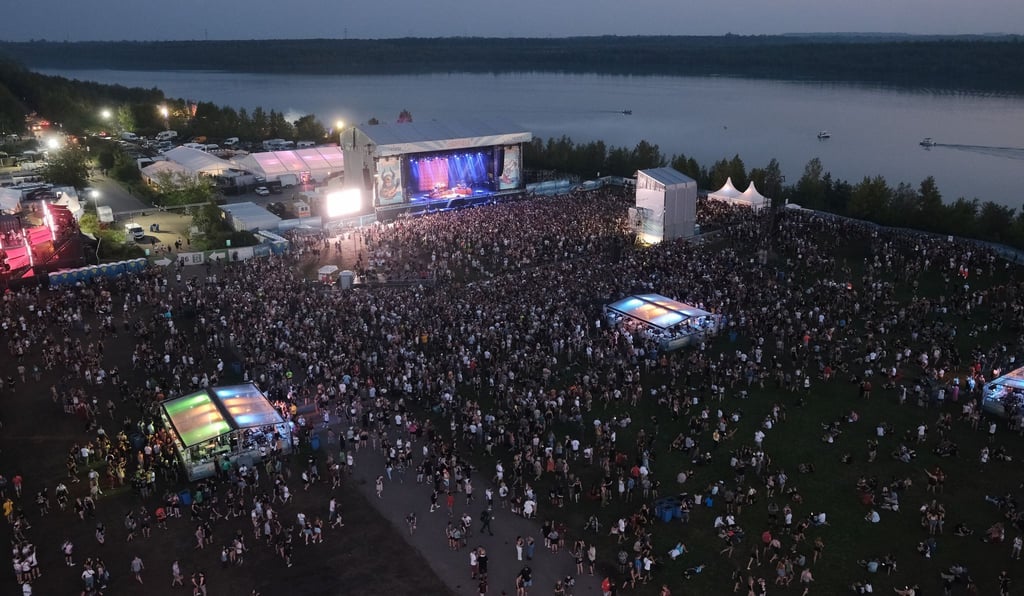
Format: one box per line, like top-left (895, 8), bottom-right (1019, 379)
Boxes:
top-left (1, 0), bottom-right (1022, 42)
top-left (1, 32), bottom-right (1021, 44)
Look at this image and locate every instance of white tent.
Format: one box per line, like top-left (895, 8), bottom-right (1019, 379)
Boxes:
top-left (162, 147), bottom-right (232, 176)
top-left (708, 177), bottom-right (743, 203)
top-left (233, 146), bottom-right (345, 184)
top-left (141, 160), bottom-right (192, 185)
top-left (739, 182), bottom-right (770, 210)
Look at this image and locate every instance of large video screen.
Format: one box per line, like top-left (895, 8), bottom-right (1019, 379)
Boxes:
top-left (375, 156), bottom-right (405, 206)
top-left (499, 145), bottom-right (522, 190)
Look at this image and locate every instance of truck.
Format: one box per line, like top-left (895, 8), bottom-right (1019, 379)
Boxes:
top-left (124, 222), bottom-right (145, 242)
top-left (97, 205), bottom-right (114, 224)
top-left (278, 173), bottom-right (298, 188)
top-left (288, 199), bottom-right (311, 218)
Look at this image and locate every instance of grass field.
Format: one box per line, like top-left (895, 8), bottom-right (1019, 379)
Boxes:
top-left (452, 230), bottom-right (1024, 596)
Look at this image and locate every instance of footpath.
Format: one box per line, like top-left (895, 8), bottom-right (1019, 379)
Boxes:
top-left (304, 408), bottom-right (603, 596)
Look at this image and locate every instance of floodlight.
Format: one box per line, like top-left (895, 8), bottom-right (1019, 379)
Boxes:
top-left (325, 188), bottom-right (362, 217)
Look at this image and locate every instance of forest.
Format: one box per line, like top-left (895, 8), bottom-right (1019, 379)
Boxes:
top-left (0, 36), bottom-right (1023, 92)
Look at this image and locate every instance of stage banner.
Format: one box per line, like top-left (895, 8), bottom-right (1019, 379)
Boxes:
top-left (376, 156), bottom-right (405, 206)
top-left (499, 145), bottom-right (521, 190)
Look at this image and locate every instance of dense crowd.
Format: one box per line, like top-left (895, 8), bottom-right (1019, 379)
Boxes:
top-left (2, 187), bottom-right (1024, 595)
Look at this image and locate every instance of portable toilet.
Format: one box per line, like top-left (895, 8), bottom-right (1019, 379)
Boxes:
top-left (339, 270), bottom-right (354, 290)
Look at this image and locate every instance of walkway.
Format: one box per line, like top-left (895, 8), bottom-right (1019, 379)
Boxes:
top-left (308, 412), bottom-right (603, 596)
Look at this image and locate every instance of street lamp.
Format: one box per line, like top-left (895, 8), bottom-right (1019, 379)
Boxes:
top-left (100, 109), bottom-right (112, 121)
top-left (159, 106), bottom-right (170, 131)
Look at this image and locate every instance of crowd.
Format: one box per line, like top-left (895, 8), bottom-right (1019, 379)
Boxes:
top-left (1, 186), bottom-right (1023, 595)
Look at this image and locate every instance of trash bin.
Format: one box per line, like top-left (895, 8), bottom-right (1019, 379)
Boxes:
top-left (231, 362), bottom-right (242, 376)
top-left (310, 434), bottom-right (321, 451)
top-left (178, 490), bottom-right (192, 506)
top-left (661, 506), bottom-right (674, 523)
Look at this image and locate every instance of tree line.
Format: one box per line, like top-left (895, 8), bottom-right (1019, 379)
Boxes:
top-left (2, 36), bottom-right (1023, 93)
top-left (526, 136), bottom-right (1024, 249)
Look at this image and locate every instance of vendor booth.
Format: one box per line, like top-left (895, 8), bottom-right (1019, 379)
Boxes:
top-left (160, 384), bottom-right (291, 481)
top-left (605, 293), bottom-right (722, 351)
top-left (982, 366), bottom-right (1024, 418)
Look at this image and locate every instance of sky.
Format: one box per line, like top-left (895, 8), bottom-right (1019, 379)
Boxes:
top-left (1, 0), bottom-right (1021, 41)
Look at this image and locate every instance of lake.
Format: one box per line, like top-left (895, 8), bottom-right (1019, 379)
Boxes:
top-left (40, 68), bottom-right (1024, 206)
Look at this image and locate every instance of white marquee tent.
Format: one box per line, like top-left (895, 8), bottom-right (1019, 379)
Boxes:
top-left (162, 147), bottom-right (233, 176)
top-left (739, 182), bottom-right (770, 210)
top-left (141, 160), bottom-right (192, 185)
top-left (708, 177), bottom-right (769, 210)
top-left (708, 177), bottom-right (743, 202)
top-left (233, 146), bottom-right (345, 184)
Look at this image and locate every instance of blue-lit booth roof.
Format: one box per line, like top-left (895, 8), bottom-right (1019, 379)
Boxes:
top-left (606, 293), bottom-right (712, 330)
top-left (982, 365), bottom-right (1024, 417)
top-left (161, 383), bottom-right (285, 447)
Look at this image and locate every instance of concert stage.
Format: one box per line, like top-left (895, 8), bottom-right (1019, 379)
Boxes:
top-left (343, 120), bottom-right (531, 219)
top-left (0, 203), bottom-right (85, 288)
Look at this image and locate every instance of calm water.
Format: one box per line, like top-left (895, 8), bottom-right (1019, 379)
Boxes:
top-left (41, 69), bottom-right (1024, 206)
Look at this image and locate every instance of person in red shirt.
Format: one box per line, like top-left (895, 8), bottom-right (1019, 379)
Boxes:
top-left (601, 576), bottom-right (612, 596)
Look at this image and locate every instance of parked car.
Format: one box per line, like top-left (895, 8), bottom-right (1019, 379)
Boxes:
top-left (254, 186), bottom-right (270, 196)
top-left (266, 201), bottom-right (286, 216)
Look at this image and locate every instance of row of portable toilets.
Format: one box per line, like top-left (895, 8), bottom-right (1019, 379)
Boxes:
top-left (48, 258), bottom-right (149, 288)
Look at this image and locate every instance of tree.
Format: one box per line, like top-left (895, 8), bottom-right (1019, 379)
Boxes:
top-left (97, 149), bottom-right (116, 174)
top-left (42, 146), bottom-right (90, 188)
top-left (976, 201), bottom-right (1015, 242)
top-left (848, 176), bottom-right (892, 220)
top-left (115, 104), bottom-right (135, 134)
top-left (293, 114), bottom-right (326, 141)
top-left (795, 158), bottom-right (826, 209)
top-left (916, 176), bottom-right (944, 226)
top-left (152, 171), bottom-right (216, 206)
top-left (267, 110), bottom-right (294, 139)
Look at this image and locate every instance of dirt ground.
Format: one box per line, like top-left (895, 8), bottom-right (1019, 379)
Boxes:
top-left (0, 275), bottom-right (452, 596)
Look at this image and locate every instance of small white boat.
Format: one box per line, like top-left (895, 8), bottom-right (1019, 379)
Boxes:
top-left (817, 131), bottom-right (831, 139)
top-left (920, 137), bottom-right (936, 147)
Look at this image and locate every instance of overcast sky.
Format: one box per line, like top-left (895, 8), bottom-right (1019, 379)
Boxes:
top-left (1, 0), bottom-right (1020, 41)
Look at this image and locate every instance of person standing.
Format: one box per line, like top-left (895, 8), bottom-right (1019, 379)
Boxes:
top-left (480, 509), bottom-right (494, 536)
top-left (477, 547), bottom-right (488, 580)
top-left (192, 571), bottom-right (208, 596)
top-left (171, 560), bottom-right (184, 587)
top-left (130, 555), bottom-right (145, 584)
top-left (376, 475), bottom-right (384, 498)
top-left (61, 539), bottom-right (75, 566)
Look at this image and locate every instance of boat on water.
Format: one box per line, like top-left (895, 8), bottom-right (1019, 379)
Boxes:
top-left (622, 110), bottom-right (632, 115)
top-left (920, 137), bottom-right (936, 147)
top-left (817, 131), bottom-right (831, 139)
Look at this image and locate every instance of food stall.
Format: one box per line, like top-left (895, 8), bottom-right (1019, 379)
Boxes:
top-left (605, 293), bottom-right (722, 352)
top-left (160, 383), bottom-right (292, 481)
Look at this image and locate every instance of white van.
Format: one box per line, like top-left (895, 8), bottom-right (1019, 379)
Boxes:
top-left (296, 140), bottom-right (316, 149)
top-left (120, 132), bottom-right (138, 141)
top-left (223, 137), bottom-right (240, 148)
top-left (124, 223), bottom-right (145, 242)
top-left (156, 130), bottom-right (178, 142)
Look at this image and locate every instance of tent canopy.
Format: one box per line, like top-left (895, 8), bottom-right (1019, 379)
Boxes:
top-left (141, 160), bottom-right (192, 182)
top-left (708, 177), bottom-right (743, 201)
top-left (0, 188), bottom-right (20, 211)
top-left (234, 146), bottom-right (345, 180)
top-left (161, 383), bottom-right (285, 447)
top-left (163, 146), bottom-right (232, 175)
top-left (606, 293), bottom-right (712, 330)
top-left (739, 181), bottom-right (770, 209)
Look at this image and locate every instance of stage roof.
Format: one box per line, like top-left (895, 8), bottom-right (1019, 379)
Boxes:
top-left (359, 119), bottom-right (532, 157)
top-left (606, 293), bottom-right (712, 330)
top-left (161, 383), bottom-right (285, 448)
top-left (234, 146), bottom-right (345, 178)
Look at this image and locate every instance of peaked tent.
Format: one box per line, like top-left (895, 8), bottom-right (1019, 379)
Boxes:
top-left (162, 146), bottom-right (232, 176)
top-left (739, 182), bottom-right (770, 210)
top-left (708, 177), bottom-right (743, 203)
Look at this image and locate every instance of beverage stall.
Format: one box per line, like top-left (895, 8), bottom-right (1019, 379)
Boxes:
top-left (160, 383), bottom-right (292, 481)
